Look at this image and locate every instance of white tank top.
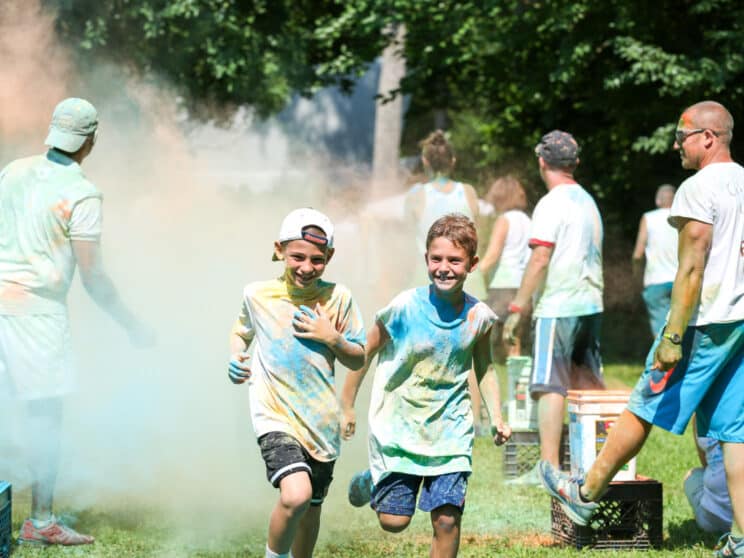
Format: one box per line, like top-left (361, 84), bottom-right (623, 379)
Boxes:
top-left (643, 208), bottom-right (678, 286)
top-left (489, 210), bottom-right (531, 289)
top-left (413, 181), bottom-right (473, 255)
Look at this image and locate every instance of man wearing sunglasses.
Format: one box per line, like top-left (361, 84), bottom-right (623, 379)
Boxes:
top-left (540, 101), bottom-right (744, 558)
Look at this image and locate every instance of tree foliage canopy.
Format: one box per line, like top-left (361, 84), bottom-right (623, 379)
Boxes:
top-left (52, 0), bottom-right (744, 233)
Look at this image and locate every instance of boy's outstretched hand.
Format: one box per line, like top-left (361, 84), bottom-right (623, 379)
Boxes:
top-left (293, 304), bottom-right (339, 346)
top-left (490, 418), bottom-right (512, 446)
top-left (228, 351), bottom-right (252, 384)
top-left (341, 406), bottom-right (356, 440)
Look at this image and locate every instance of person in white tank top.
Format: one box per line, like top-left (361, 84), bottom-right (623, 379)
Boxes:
top-left (480, 175), bottom-right (531, 358)
top-left (632, 185), bottom-right (678, 336)
top-left (403, 130), bottom-right (492, 433)
top-left (404, 131), bottom-right (482, 286)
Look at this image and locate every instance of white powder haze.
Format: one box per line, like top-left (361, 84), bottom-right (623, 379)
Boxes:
top-left (0, 0), bottom-right (413, 542)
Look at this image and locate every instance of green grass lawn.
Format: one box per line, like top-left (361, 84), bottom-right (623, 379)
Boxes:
top-left (7, 364), bottom-right (720, 557)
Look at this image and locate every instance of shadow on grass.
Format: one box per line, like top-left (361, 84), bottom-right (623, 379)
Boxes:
top-left (665, 518), bottom-right (719, 550)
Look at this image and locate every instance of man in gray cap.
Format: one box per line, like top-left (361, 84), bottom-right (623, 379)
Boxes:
top-left (0, 97), bottom-right (152, 545)
top-left (502, 130), bottom-right (605, 482)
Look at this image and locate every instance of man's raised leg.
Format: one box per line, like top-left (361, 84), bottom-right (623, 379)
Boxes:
top-left (582, 409), bottom-right (652, 500)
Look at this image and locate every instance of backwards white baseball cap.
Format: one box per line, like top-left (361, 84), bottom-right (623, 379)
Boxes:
top-left (45, 97), bottom-right (98, 153)
top-left (273, 207), bottom-right (335, 261)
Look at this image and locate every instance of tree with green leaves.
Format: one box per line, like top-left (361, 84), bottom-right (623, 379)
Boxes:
top-left (53, 0), bottom-right (744, 232)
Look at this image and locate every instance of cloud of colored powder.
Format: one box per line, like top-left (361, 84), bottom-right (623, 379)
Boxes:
top-left (0, 0), bottom-right (413, 540)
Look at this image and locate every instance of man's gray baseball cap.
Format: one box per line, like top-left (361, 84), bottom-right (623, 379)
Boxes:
top-left (534, 130), bottom-right (580, 167)
top-left (45, 98), bottom-right (98, 153)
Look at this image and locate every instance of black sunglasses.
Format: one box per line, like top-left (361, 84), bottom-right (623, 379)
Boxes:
top-left (675, 128), bottom-right (720, 145)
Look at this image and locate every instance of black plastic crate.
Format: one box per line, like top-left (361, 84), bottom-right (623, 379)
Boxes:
top-left (503, 426), bottom-right (570, 478)
top-left (0, 482), bottom-right (10, 558)
top-left (551, 478), bottom-right (663, 550)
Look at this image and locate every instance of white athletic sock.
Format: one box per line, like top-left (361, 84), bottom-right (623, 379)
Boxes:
top-left (31, 514), bottom-right (54, 528)
top-left (265, 545), bottom-right (290, 558)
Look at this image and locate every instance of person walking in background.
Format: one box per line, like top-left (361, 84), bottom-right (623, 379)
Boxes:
top-left (480, 175), bottom-right (531, 358)
top-left (0, 98), bottom-right (152, 546)
top-left (404, 130), bottom-right (486, 298)
top-left (538, 101), bottom-right (744, 558)
top-left (632, 184), bottom-right (678, 336)
top-left (502, 131), bottom-right (605, 473)
top-left (404, 130), bottom-right (489, 431)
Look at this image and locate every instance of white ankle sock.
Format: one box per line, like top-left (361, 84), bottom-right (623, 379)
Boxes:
top-left (265, 545), bottom-right (290, 558)
top-left (30, 514), bottom-right (54, 528)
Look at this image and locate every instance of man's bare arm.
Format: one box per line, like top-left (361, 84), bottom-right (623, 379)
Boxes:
top-left (653, 218), bottom-right (711, 370)
top-left (631, 216), bottom-right (647, 280)
top-left (666, 218), bottom-right (711, 334)
top-left (511, 244), bottom-right (553, 310)
top-left (72, 240), bottom-right (151, 344)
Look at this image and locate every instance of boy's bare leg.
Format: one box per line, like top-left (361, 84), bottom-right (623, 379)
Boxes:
top-left (377, 512), bottom-right (411, 533)
top-left (291, 505), bottom-right (321, 558)
top-left (538, 393), bottom-right (564, 466)
top-left (27, 398), bottom-right (63, 520)
top-left (722, 442), bottom-right (744, 537)
top-left (268, 472), bottom-right (312, 554)
top-left (430, 505), bottom-right (461, 558)
top-left (582, 410), bottom-right (652, 500)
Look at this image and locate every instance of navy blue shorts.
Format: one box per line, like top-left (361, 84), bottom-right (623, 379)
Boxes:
top-left (371, 471), bottom-right (469, 517)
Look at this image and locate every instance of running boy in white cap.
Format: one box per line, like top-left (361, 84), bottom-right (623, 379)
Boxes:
top-left (228, 208), bottom-right (366, 558)
top-left (0, 97), bottom-right (152, 545)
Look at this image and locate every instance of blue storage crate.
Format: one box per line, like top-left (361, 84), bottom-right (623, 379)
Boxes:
top-left (0, 481), bottom-right (10, 558)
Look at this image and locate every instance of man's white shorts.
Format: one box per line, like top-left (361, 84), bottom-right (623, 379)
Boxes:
top-left (0, 314), bottom-right (75, 400)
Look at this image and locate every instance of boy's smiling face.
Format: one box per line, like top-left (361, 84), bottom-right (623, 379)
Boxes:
top-left (425, 237), bottom-right (477, 296)
top-left (275, 237), bottom-right (333, 289)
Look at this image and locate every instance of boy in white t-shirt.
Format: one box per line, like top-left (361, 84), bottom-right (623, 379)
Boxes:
top-left (540, 102), bottom-right (744, 558)
top-left (341, 213), bottom-right (510, 558)
top-left (228, 208), bottom-right (366, 558)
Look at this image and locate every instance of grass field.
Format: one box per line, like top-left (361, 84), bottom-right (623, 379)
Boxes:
top-left (7, 364), bottom-right (721, 557)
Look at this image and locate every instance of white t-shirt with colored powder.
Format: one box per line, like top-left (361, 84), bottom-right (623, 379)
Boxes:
top-left (367, 286), bottom-right (496, 483)
top-left (670, 162), bottom-right (744, 326)
top-left (235, 278), bottom-right (366, 462)
top-left (0, 150), bottom-right (102, 315)
top-left (643, 207), bottom-right (678, 287)
top-left (529, 183), bottom-right (604, 318)
top-left (489, 209), bottom-right (531, 289)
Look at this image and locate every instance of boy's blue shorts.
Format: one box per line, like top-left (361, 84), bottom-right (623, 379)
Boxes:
top-left (627, 319), bottom-right (744, 442)
top-left (371, 471), bottom-right (469, 517)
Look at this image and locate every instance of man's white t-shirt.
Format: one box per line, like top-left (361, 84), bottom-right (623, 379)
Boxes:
top-left (670, 162), bottom-right (744, 326)
top-left (0, 150), bottom-right (102, 315)
top-left (643, 208), bottom-right (678, 287)
top-left (529, 183), bottom-right (604, 318)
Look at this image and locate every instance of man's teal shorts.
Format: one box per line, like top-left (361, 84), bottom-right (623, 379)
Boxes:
top-left (627, 320), bottom-right (744, 442)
